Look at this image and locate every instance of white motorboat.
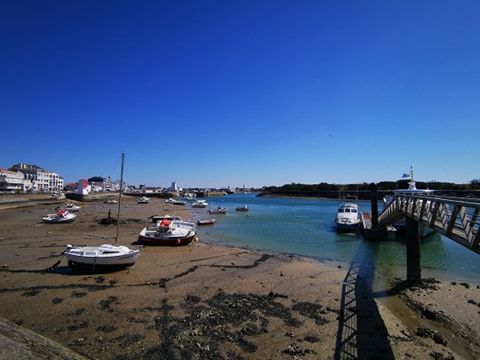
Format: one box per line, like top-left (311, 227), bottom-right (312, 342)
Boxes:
top-left (64, 244), bottom-right (140, 268)
top-left (64, 153), bottom-right (140, 271)
top-left (197, 218), bottom-right (216, 225)
top-left (209, 206), bottom-right (227, 214)
top-left (42, 209), bottom-right (77, 223)
top-left (335, 197), bottom-right (361, 232)
top-left (137, 196), bottom-right (150, 204)
top-left (148, 214), bottom-right (183, 223)
top-left (138, 220), bottom-right (197, 246)
top-left (64, 202), bottom-right (81, 212)
top-left (383, 167), bottom-right (436, 237)
top-left (235, 204), bottom-right (248, 211)
top-left (191, 199), bottom-right (208, 208)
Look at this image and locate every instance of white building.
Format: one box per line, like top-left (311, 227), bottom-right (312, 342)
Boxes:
top-left (33, 169), bottom-right (64, 193)
top-left (0, 168), bottom-right (32, 193)
top-left (7, 164), bottom-right (64, 193)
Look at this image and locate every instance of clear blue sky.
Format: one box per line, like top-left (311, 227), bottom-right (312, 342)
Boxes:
top-left (1, 1), bottom-right (479, 188)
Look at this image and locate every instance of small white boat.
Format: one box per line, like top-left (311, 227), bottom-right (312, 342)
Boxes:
top-left (64, 203), bottom-right (81, 212)
top-left (165, 198), bottom-right (176, 203)
top-left (209, 206), bottom-right (227, 214)
top-left (148, 214), bottom-right (183, 223)
top-left (197, 218), bottom-right (215, 225)
top-left (42, 209), bottom-right (77, 223)
top-left (191, 199), bottom-right (208, 208)
top-left (64, 244), bottom-right (140, 269)
top-left (335, 197), bottom-right (361, 232)
top-left (64, 153), bottom-right (140, 271)
top-left (235, 204), bottom-right (248, 211)
top-left (137, 196), bottom-right (150, 204)
top-left (138, 220), bottom-right (197, 246)
top-left (173, 200), bottom-right (186, 205)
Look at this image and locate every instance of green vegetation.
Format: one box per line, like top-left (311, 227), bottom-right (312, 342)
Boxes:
top-left (259, 179), bottom-right (480, 200)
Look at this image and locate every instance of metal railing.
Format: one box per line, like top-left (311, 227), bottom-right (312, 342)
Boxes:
top-left (378, 193), bottom-right (480, 254)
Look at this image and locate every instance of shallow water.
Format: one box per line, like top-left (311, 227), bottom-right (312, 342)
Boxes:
top-left (194, 193), bottom-right (480, 286)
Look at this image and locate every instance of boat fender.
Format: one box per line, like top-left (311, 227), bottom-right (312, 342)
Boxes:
top-left (176, 239), bottom-right (181, 245)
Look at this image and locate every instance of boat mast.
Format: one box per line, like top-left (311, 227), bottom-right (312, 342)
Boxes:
top-left (116, 152), bottom-right (125, 245)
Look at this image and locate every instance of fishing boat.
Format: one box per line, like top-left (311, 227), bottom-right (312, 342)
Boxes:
top-left (138, 219), bottom-right (197, 245)
top-left (334, 196), bottom-right (361, 232)
top-left (42, 209), bottom-right (77, 223)
top-left (64, 153), bottom-right (140, 270)
top-left (197, 218), bottom-right (216, 225)
top-left (209, 206), bottom-right (227, 214)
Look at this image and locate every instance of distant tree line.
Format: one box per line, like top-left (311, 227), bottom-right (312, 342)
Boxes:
top-left (258, 179), bottom-right (480, 200)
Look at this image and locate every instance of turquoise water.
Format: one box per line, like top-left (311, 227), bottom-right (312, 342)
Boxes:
top-left (194, 193), bottom-right (480, 285)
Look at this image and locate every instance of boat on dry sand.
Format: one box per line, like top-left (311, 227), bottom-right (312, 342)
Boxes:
top-left (138, 219), bottom-right (197, 245)
top-left (42, 209), bottom-right (77, 223)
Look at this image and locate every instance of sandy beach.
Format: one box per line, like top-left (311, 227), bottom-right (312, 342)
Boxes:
top-left (1, 194), bottom-right (480, 359)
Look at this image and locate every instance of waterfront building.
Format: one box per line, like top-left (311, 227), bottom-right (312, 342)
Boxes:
top-left (0, 168), bottom-right (32, 193)
top-left (6, 163), bottom-right (63, 193)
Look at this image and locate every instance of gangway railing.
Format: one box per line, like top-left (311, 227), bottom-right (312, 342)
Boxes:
top-left (378, 193), bottom-right (480, 254)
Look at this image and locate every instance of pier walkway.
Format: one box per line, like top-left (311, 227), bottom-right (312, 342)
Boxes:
top-left (377, 193), bottom-right (480, 254)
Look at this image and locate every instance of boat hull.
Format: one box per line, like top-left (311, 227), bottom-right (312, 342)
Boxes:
top-left (42, 214), bottom-right (77, 223)
top-left (64, 246), bottom-right (140, 268)
top-left (335, 221), bottom-right (361, 232)
top-left (137, 232), bottom-right (196, 246)
top-left (197, 219), bottom-right (215, 225)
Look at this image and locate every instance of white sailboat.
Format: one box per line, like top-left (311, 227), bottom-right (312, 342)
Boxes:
top-left (64, 153), bottom-right (140, 270)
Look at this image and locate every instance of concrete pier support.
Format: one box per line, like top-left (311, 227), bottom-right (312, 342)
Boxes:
top-left (406, 217), bottom-right (421, 284)
top-left (370, 183), bottom-right (378, 230)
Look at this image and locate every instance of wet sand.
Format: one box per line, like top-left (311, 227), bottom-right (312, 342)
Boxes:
top-left (1, 194), bottom-right (479, 359)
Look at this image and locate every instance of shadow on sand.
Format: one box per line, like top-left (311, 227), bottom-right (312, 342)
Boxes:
top-left (334, 242), bottom-right (398, 359)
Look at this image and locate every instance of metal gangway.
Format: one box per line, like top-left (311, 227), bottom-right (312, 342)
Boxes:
top-left (378, 193), bottom-right (480, 254)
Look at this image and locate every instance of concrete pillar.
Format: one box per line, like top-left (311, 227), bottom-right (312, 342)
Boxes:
top-left (406, 217), bottom-right (421, 284)
top-left (371, 183), bottom-right (378, 229)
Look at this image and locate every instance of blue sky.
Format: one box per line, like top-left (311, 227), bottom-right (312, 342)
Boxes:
top-left (1, 1), bottom-right (479, 188)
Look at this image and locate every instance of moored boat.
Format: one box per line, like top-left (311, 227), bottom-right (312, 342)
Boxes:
top-left (64, 244), bottom-right (140, 269)
top-left (383, 167), bottom-right (436, 237)
top-left (138, 220), bottom-right (197, 245)
top-left (209, 206), bottom-right (227, 214)
top-left (191, 199), bottom-right (208, 208)
top-left (235, 204), bottom-right (248, 211)
top-left (64, 202), bottom-right (81, 212)
top-left (137, 196), bottom-right (150, 204)
top-left (64, 153), bottom-right (140, 271)
top-left (197, 218), bottom-right (216, 225)
top-left (334, 196), bottom-right (361, 232)
top-left (42, 209), bottom-right (77, 223)
top-left (148, 214), bottom-right (183, 223)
